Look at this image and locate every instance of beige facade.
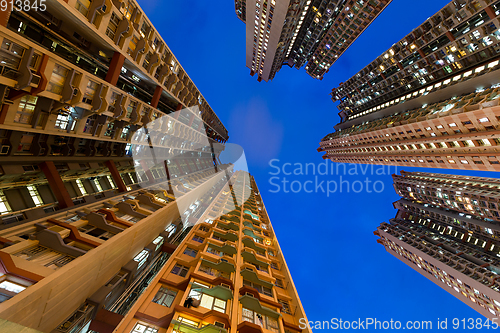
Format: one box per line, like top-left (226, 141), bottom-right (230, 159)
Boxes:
top-left (319, 81), bottom-right (500, 171)
top-left (113, 171), bottom-right (311, 333)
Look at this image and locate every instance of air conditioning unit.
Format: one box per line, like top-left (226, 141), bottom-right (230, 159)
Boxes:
top-left (220, 283), bottom-right (231, 289)
top-left (245, 292), bottom-right (255, 298)
top-left (97, 4), bottom-right (107, 13)
top-left (3, 99), bottom-right (13, 105)
top-left (0, 145), bottom-right (9, 155)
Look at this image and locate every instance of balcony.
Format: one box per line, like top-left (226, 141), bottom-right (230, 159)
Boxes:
top-left (170, 320), bottom-right (227, 333)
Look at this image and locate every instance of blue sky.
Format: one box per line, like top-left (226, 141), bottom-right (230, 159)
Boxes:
top-left (142, 0), bottom-right (500, 328)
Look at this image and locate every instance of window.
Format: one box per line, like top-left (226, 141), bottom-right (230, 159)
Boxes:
top-left (183, 247), bottom-right (198, 257)
top-left (120, 0), bottom-right (135, 19)
top-left (76, 179), bottom-right (87, 195)
top-left (47, 64), bottom-right (69, 94)
top-left (177, 316), bottom-right (199, 328)
top-left (14, 95), bottom-right (37, 124)
top-left (274, 278), bottom-right (284, 288)
top-left (55, 112), bottom-right (71, 130)
top-left (149, 236), bottom-right (163, 251)
top-left (171, 264), bottom-right (189, 277)
top-left (0, 190), bottom-right (12, 215)
top-left (93, 179), bottom-right (103, 192)
top-left (165, 224), bottom-right (176, 237)
top-left (279, 299), bottom-right (292, 314)
top-left (243, 279), bottom-right (272, 297)
top-left (126, 100), bottom-right (137, 118)
top-left (188, 282), bottom-right (227, 313)
top-left (105, 175), bottom-right (116, 189)
top-left (121, 126), bottom-right (130, 140)
top-left (27, 185), bottom-right (43, 206)
top-left (75, 0), bottom-right (90, 16)
top-left (198, 265), bottom-right (230, 279)
top-left (83, 115), bottom-right (96, 134)
top-left (152, 286), bottom-right (177, 307)
top-left (207, 245), bottom-right (225, 257)
top-left (106, 13), bottom-right (120, 40)
top-left (242, 308), bottom-right (279, 333)
top-left (0, 281), bottom-right (25, 294)
top-left (193, 235), bottom-right (204, 243)
top-left (270, 262), bottom-right (278, 270)
top-left (131, 323), bottom-right (158, 333)
top-left (127, 36), bottom-right (139, 56)
top-left (133, 250), bottom-right (149, 269)
top-left (104, 122), bottom-right (115, 137)
top-left (0, 280), bottom-right (26, 303)
top-left (83, 80), bottom-right (98, 104)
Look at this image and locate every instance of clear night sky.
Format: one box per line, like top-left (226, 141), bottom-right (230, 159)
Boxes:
top-left (142, 0), bottom-right (500, 328)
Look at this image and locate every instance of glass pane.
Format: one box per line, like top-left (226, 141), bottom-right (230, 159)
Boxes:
top-left (200, 294), bottom-right (214, 309)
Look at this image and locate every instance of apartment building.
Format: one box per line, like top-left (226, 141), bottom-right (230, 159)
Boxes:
top-left (112, 171), bottom-right (311, 333)
top-left (319, 0), bottom-right (500, 171)
top-left (376, 171), bottom-right (500, 320)
top-left (235, 0), bottom-right (391, 81)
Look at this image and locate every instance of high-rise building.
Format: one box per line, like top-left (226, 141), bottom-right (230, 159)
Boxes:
top-left (0, 1), bottom-right (310, 332)
top-left (109, 171), bottom-right (311, 333)
top-left (234, 0), bottom-right (391, 82)
top-left (375, 171), bottom-right (500, 320)
top-left (319, 0), bottom-right (500, 171)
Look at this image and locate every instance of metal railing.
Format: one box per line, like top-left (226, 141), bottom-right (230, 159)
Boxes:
top-left (107, 224), bottom-right (192, 316)
top-left (107, 252), bottom-right (171, 316)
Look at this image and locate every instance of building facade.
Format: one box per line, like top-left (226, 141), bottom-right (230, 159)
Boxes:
top-left (112, 171), bottom-right (311, 333)
top-left (234, 0), bottom-right (391, 82)
top-left (0, 1), bottom-right (311, 333)
top-left (319, 0), bottom-right (500, 172)
top-left (376, 171), bottom-right (500, 320)
top-left (330, 0), bottom-right (500, 124)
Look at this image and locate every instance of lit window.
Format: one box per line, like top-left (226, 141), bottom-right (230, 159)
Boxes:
top-left (152, 236), bottom-right (164, 250)
top-left (55, 112), bottom-right (71, 130)
top-left (106, 175), bottom-right (116, 189)
top-left (93, 179), bottom-right (103, 192)
top-left (0, 190), bottom-right (12, 215)
top-left (14, 95), bottom-right (38, 124)
top-left (133, 250), bottom-right (149, 268)
top-left (76, 179), bottom-right (87, 195)
top-left (0, 281), bottom-right (26, 294)
top-left (177, 316), bottom-right (200, 327)
top-left (188, 282), bottom-right (226, 313)
top-left (26, 186), bottom-right (43, 206)
top-left (165, 224), bottom-right (176, 237)
top-left (131, 323), bottom-right (158, 333)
